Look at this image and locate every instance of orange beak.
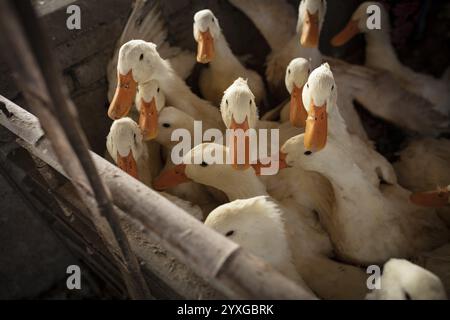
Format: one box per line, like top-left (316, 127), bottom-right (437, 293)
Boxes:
top-left (139, 97), bottom-right (159, 141)
top-left (252, 152), bottom-right (288, 176)
top-left (289, 85), bottom-right (307, 128)
top-left (108, 70), bottom-right (137, 120)
top-left (410, 188), bottom-right (449, 208)
top-left (153, 164), bottom-right (190, 191)
top-left (301, 11), bottom-right (320, 48)
top-left (197, 29), bottom-right (215, 63)
top-left (229, 117), bottom-right (251, 170)
top-left (304, 101), bottom-right (327, 152)
top-left (331, 19), bottom-right (360, 47)
top-left (116, 150), bottom-right (138, 180)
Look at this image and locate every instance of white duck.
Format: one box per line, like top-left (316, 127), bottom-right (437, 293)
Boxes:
top-left (366, 259), bottom-right (447, 300)
top-left (205, 196), bottom-right (311, 290)
top-left (107, 118), bottom-right (152, 185)
top-left (331, 1), bottom-right (450, 116)
top-left (106, 118), bottom-right (203, 220)
top-left (229, 0), bottom-right (325, 97)
top-left (278, 57), bottom-right (370, 143)
top-left (107, 0), bottom-right (195, 101)
top-left (108, 40), bottom-right (224, 133)
top-left (220, 78), bottom-right (302, 169)
top-left (279, 64), bottom-right (449, 265)
top-left (155, 106), bottom-right (226, 215)
top-left (153, 143), bottom-right (372, 299)
top-left (193, 9), bottom-right (266, 106)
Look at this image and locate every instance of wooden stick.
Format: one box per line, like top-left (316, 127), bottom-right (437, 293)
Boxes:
top-left (0, 0), bottom-right (151, 299)
top-left (0, 96), bottom-right (317, 300)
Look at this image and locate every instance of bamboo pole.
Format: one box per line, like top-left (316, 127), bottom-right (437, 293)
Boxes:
top-left (0, 0), bottom-right (151, 299)
top-left (0, 95), bottom-right (317, 300)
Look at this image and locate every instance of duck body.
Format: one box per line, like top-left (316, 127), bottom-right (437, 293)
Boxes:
top-left (285, 133), bottom-right (449, 265)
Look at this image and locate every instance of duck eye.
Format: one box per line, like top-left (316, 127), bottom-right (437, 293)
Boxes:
top-left (157, 87), bottom-right (160, 93)
top-left (200, 161), bottom-right (208, 167)
top-left (304, 151), bottom-right (312, 156)
top-left (226, 99), bottom-right (229, 105)
top-left (249, 100), bottom-right (252, 105)
top-left (288, 69), bottom-right (291, 74)
top-left (306, 83), bottom-right (309, 88)
top-left (225, 230), bottom-right (234, 237)
top-left (139, 53), bottom-right (144, 61)
top-left (212, 17), bottom-right (214, 22)
top-left (162, 123), bottom-right (171, 128)
top-left (331, 85), bottom-right (334, 91)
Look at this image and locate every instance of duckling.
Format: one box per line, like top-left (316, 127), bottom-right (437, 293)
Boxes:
top-left (331, 1), bottom-right (450, 116)
top-left (193, 9), bottom-right (266, 106)
top-left (366, 259), bottom-right (447, 300)
top-left (107, 0), bottom-right (195, 101)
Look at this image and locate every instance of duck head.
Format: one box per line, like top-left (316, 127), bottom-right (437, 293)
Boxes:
top-left (106, 118), bottom-right (145, 180)
top-left (135, 79), bottom-right (166, 140)
top-left (366, 259), bottom-right (447, 300)
top-left (153, 143), bottom-right (262, 197)
top-left (410, 186), bottom-right (450, 208)
top-left (302, 63), bottom-right (336, 152)
top-left (331, 2), bottom-right (389, 47)
top-left (297, 0), bottom-right (327, 48)
top-left (205, 196), bottom-right (298, 277)
top-left (108, 40), bottom-right (165, 120)
top-left (193, 9), bottom-right (221, 63)
top-left (285, 58), bottom-right (310, 128)
top-left (221, 78), bottom-right (258, 170)
top-left (155, 106), bottom-right (196, 150)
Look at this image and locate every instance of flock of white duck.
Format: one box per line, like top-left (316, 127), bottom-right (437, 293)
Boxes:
top-left (104, 0), bottom-right (450, 299)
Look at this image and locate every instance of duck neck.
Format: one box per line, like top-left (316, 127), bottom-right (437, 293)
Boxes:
top-left (327, 101), bottom-right (351, 139)
top-left (365, 30), bottom-right (405, 76)
top-left (209, 33), bottom-right (244, 72)
top-left (136, 147), bottom-right (153, 187)
top-left (155, 59), bottom-right (219, 122)
top-left (215, 169), bottom-right (268, 201)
